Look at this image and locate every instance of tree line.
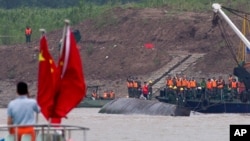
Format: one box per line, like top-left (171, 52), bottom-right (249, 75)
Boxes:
top-left (0, 0), bottom-right (248, 45)
top-left (0, 0), bottom-right (142, 9)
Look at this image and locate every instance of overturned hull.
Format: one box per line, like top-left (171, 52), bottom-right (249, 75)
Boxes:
top-left (99, 98), bottom-right (190, 116)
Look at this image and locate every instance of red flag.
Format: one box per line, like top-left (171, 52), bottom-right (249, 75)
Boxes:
top-left (37, 36), bottom-right (58, 120)
top-left (144, 43), bottom-right (154, 49)
top-left (55, 27), bottom-right (86, 118)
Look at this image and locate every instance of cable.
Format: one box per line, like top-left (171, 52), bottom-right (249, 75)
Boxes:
top-left (222, 6), bottom-right (250, 16)
top-left (222, 6), bottom-right (250, 23)
top-left (216, 15), bottom-right (240, 65)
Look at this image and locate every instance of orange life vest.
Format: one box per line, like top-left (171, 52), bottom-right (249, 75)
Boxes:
top-left (181, 79), bottom-right (188, 87)
top-left (187, 81), bottom-right (191, 89)
top-left (206, 81), bottom-right (212, 89)
top-left (212, 80), bottom-right (217, 88)
top-left (167, 79), bottom-right (173, 87)
top-left (133, 81), bottom-right (138, 88)
top-left (190, 80), bottom-right (196, 88)
top-left (176, 80), bottom-right (182, 87)
top-left (127, 82), bottom-right (133, 88)
top-left (231, 81), bottom-right (237, 88)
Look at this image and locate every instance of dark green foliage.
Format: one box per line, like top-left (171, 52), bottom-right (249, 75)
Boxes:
top-left (0, 0), bottom-right (143, 9)
top-left (0, 0), bottom-right (248, 45)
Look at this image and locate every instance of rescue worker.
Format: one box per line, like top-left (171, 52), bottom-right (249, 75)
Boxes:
top-left (25, 26), bottom-right (32, 43)
top-left (186, 77), bottom-right (191, 98)
top-left (127, 78), bottom-right (133, 98)
top-left (148, 80), bottom-right (153, 100)
top-left (132, 78), bottom-right (139, 98)
top-left (238, 79), bottom-right (245, 97)
top-left (176, 76), bottom-right (182, 95)
top-left (142, 82), bottom-right (149, 100)
top-left (190, 77), bottom-right (197, 99)
top-left (167, 76), bottom-right (176, 96)
top-left (229, 78), bottom-right (238, 99)
top-left (211, 77), bottom-right (217, 98)
top-left (199, 78), bottom-right (206, 99)
top-left (166, 76), bottom-right (174, 88)
top-left (91, 90), bottom-right (98, 100)
top-left (102, 91), bottom-right (108, 99)
top-left (181, 76), bottom-right (188, 99)
top-left (109, 90), bottom-right (115, 99)
top-left (217, 76), bottom-right (225, 100)
top-left (206, 78), bottom-right (212, 99)
top-left (228, 74), bottom-right (233, 86)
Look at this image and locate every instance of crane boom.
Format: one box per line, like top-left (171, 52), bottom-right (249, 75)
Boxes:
top-left (212, 3), bottom-right (250, 49)
top-left (212, 3), bottom-right (250, 92)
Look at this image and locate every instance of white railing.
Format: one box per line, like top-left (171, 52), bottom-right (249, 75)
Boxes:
top-left (0, 124), bottom-right (89, 141)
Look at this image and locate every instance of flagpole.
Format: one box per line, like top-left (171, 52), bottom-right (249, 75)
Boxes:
top-left (39, 29), bottom-right (46, 37)
top-left (60, 19), bottom-right (71, 78)
top-left (36, 28), bottom-right (47, 124)
top-left (60, 19), bottom-right (70, 56)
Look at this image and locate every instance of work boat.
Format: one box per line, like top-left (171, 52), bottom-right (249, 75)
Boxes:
top-left (77, 97), bottom-right (113, 108)
top-left (0, 124), bottom-right (89, 141)
top-left (77, 85), bottom-right (114, 108)
top-left (156, 88), bottom-right (250, 113)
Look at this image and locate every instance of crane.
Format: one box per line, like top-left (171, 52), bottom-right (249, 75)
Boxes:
top-left (212, 3), bottom-right (250, 91)
top-left (212, 3), bottom-right (250, 49)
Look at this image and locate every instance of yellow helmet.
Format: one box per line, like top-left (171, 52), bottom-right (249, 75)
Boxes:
top-left (180, 88), bottom-right (184, 91)
top-left (173, 86), bottom-right (177, 89)
top-left (149, 80), bottom-right (152, 83)
top-left (169, 85), bottom-right (173, 88)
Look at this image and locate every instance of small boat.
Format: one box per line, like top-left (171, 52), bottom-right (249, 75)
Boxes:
top-left (77, 85), bottom-right (115, 108)
top-left (0, 124), bottom-right (89, 141)
top-left (77, 97), bottom-right (113, 108)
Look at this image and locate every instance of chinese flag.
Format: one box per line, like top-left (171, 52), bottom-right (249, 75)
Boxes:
top-left (37, 35), bottom-right (58, 121)
top-left (54, 27), bottom-right (86, 118)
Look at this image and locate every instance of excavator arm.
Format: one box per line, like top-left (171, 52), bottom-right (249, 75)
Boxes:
top-left (212, 3), bottom-right (250, 91)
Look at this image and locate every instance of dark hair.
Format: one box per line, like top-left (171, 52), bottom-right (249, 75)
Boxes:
top-left (17, 81), bottom-right (28, 95)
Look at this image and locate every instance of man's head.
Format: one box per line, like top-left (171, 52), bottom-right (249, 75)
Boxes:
top-left (17, 81), bottom-right (28, 95)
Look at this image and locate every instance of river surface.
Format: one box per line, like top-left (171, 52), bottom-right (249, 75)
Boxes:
top-left (0, 108), bottom-right (250, 141)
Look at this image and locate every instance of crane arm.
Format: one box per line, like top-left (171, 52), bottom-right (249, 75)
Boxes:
top-left (212, 3), bottom-right (250, 50)
top-left (212, 3), bottom-right (250, 91)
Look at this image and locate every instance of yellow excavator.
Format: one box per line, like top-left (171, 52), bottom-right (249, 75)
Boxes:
top-left (238, 14), bottom-right (250, 67)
